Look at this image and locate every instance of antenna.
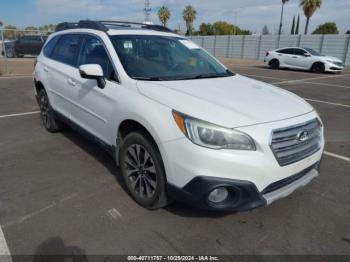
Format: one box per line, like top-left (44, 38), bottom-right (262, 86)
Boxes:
top-left (144, 0), bottom-right (152, 24)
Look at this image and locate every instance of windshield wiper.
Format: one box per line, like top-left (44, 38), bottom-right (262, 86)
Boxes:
top-left (133, 76), bottom-right (164, 81)
top-left (174, 74), bottom-right (226, 80)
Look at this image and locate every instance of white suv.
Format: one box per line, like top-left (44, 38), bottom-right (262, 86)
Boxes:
top-left (34, 21), bottom-right (324, 211)
top-left (265, 47), bottom-right (345, 73)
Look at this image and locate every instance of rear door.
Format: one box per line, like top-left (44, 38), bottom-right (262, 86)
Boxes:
top-left (45, 34), bottom-right (82, 119)
top-left (15, 36), bottom-right (29, 55)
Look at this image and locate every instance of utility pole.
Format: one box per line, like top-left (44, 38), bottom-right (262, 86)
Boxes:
top-left (144, 0), bottom-right (152, 24)
top-left (233, 10), bottom-right (238, 35)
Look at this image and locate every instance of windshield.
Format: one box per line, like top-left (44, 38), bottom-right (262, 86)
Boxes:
top-left (304, 48), bottom-right (321, 56)
top-left (110, 35), bottom-right (234, 81)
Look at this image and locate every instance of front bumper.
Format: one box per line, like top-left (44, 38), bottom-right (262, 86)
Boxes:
top-left (324, 62), bottom-right (345, 72)
top-left (168, 161), bottom-right (321, 211)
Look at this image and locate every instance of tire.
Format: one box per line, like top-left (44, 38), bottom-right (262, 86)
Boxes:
top-left (119, 131), bottom-right (168, 210)
top-left (6, 49), bottom-right (15, 58)
top-left (269, 59), bottom-right (280, 70)
top-left (311, 62), bottom-right (325, 73)
top-left (38, 89), bottom-right (65, 133)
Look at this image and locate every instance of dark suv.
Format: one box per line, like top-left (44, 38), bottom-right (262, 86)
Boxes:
top-left (13, 35), bottom-right (48, 57)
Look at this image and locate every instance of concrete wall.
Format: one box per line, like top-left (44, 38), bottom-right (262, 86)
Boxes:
top-left (190, 34), bottom-right (350, 65)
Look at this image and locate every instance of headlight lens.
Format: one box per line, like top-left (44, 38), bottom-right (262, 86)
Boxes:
top-left (172, 111), bottom-right (256, 150)
top-left (326, 60), bottom-right (337, 64)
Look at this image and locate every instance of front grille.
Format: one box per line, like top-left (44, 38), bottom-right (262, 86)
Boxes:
top-left (261, 162), bottom-right (318, 194)
top-left (334, 62), bottom-right (344, 67)
top-left (270, 119), bottom-right (322, 166)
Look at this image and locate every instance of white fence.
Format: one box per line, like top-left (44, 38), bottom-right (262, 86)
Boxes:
top-left (190, 34), bottom-right (350, 65)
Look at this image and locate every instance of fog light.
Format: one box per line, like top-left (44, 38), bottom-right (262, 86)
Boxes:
top-left (208, 187), bottom-right (229, 203)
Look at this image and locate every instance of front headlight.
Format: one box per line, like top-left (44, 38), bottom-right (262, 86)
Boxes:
top-left (172, 111), bottom-right (256, 150)
top-left (326, 60), bottom-right (337, 64)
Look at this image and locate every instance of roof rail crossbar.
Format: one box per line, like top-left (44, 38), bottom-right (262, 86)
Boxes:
top-left (55, 20), bottom-right (108, 32)
top-left (99, 21), bottom-right (173, 32)
top-left (55, 20), bottom-right (172, 33)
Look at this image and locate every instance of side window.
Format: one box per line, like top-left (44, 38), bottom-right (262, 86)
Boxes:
top-left (43, 36), bottom-right (60, 58)
top-left (294, 49), bottom-right (307, 56)
top-left (78, 35), bottom-right (115, 80)
top-left (277, 48), bottom-right (294, 55)
top-left (52, 34), bottom-right (81, 66)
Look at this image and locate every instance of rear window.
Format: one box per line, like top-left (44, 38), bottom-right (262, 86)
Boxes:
top-left (51, 34), bottom-right (81, 66)
top-left (43, 36), bottom-right (60, 58)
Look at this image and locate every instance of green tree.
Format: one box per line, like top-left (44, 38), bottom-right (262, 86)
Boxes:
top-left (158, 6), bottom-right (171, 27)
top-left (312, 22), bottom-right (339, 34)
top-left (183, 5), bottom-right (197, 36)
top-left (262, 25), bottom-right (270, 35)
top-left (278, 0), bottom-right (289, 35)
top-left (300, 0), bottom-right (322, 34)
top-left (291, 16), bottom-right (295, 34)
top-left (295, 14), bottom-right (300, 34)
top-left (240, 29), bottom-right (252, 35)
top-left (212, 21), bottom-right (240, 35)
top-left (4, 25), bottom-right (18, 40)
top-left (199, 23), bottom-right (214, 35)
top-left (25, 26), bottom-right (38, 33)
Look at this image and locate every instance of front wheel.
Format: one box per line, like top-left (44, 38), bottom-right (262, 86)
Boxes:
top-left (119, 131), bottom-right (168, 210)
top-left (311, 62), bottom-right (325, 73)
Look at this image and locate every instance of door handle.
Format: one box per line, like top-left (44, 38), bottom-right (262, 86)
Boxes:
top-left (43, 67), bottom-right (49, 73)
top-left (67, 78), bottom-right (76, 87)
top-left (292, 56), bottom-right (298, 58)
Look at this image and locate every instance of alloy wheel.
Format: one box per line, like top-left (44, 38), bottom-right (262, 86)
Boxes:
top-left (124, 144), bottom-right (158, 199)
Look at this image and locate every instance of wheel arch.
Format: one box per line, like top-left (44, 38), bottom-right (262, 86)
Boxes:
top-left (34, 80), bottom-right (45, 93)
top-left (115, 118), bottom-right (165, 167)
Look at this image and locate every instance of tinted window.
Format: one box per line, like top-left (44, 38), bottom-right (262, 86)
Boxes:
top-left (294, 49), bottom-right (307, 56)
top-left (43, 36), bottom-right (60, 58)
top-left (52, 34), bottom-right (81, 66)
top-left (110, 35), bottom-right (232, 81)
top-left (277, 48), bottom-right (294, 55)
top-left (78, 35), bottom-right (115, 80)
top-left (304, 47), bottom-right (321, 56)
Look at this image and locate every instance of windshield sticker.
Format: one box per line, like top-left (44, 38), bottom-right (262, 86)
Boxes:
top-left (123, 41), bottom-right (133, 49)
top-left (179, 40), bottom-right (200, 49)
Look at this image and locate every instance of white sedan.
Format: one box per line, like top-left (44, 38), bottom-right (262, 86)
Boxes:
top-left (264, 47), bottom-right (345, 73)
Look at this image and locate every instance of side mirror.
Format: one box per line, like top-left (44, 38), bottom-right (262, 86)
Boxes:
top-left (79, 64), bottom-right (106, 89)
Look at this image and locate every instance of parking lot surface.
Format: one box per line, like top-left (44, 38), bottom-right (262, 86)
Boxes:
top-left (0, 60), bottom-right (350, 256)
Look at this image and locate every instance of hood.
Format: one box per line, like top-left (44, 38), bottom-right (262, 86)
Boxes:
top-left (137, 75), bottom-right (314, 128)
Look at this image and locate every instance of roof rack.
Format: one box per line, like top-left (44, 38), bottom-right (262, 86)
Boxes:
top-left (55, 20), bottom-right (108, 32)
top-left (55, 20), bottom-right (172, 33)
top-left (99, 21), bottom-right (173, 32)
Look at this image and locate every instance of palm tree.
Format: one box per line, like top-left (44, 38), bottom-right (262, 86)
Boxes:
top-left (158, 6), bottom-right (171, 27)
top-left (300, 0), bottom-right (322, 34)
top-left (183, 5), bottom-right (197, 36)
top-left (278, 0), bottom-right (289, 35)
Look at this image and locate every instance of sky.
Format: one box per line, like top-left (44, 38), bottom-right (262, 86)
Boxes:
top-left (0, 0), bottom-right (349, 34)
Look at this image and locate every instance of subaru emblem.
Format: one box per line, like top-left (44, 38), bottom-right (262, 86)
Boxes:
top-left (297, 131), bottom-right (309, 142)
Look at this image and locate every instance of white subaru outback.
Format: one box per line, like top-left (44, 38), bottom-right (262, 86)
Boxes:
top-left (34, 21), bottom-right (324, 211)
